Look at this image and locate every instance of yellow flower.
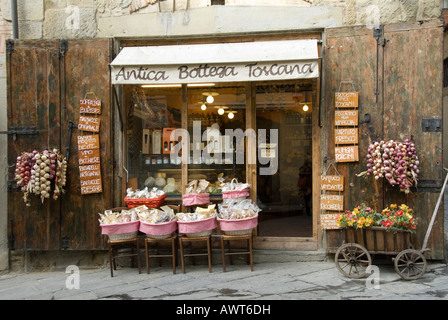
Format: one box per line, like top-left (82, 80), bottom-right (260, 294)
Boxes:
top-left (399, 204), bottom-right (408, 210)
top-left (390, 204), bottom-right (397, 209)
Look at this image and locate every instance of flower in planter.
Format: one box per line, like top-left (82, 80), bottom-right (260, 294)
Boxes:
top-left (337, 203), bottom-right (378, 229)
top-left (380, 204), bottom-right (417, 233)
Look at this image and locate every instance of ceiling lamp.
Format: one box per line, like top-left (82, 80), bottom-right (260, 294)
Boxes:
top-left (201, 103), bottom-right (207, 111)
top-left (203, 92), bottom-right (219, 104)
top-left (302, 104), bottom-right (309, 112)
top-left (228, 112), bottom-right (234, 119)
top-left (218, 107), bottom-right (225, 115)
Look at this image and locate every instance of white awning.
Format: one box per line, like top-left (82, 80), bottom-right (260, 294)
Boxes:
top-left (110, 39), bottom-right (320, 84)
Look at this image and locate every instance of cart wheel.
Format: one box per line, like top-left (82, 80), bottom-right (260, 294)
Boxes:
top-left (394, 249), bottom-right (427, 280)
top-left (335, 243), bottom-right (372, 279)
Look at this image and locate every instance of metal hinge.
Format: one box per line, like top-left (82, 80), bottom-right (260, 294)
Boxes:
top-left (422, 119), bottom-right (442, 132)
top-left (6, 39), bottom-right (14, 54)
top-left (0, 126), bottom-right (38, 140)
top-left (60, 39), bottom-right (68, 57)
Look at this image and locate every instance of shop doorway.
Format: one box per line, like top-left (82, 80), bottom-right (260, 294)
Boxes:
top-left (256, 81), bottom-right (313, 237)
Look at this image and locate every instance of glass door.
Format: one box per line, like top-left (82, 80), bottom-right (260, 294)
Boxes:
top-left (256, 81), bottom-right (313, 237)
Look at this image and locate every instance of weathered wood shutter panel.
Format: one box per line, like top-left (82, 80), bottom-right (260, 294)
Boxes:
top-left (7, 40), bottom-right (62, 250)
top-left (7, 39), bottom-right (113, 250)
top-left (324, 20), bottom-right (444, 259)
top-left (382, 21), bottom-right (444, 259)
top-left (61, 39), bottom-right (114, 250)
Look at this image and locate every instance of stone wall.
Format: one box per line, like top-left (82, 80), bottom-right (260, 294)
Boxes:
top-left (0, 0), bottom-right (442, 40)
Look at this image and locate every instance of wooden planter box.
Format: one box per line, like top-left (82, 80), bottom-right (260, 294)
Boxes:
top-left (326, 227), bottom-right (413, 255)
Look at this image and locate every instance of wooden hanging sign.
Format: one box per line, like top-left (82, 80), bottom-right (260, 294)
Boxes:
top-left (335, 92), bottom-right (358, 108)
top-left (320, 194), bottom-right (344, 211)
top-left (79, 164), bottom-right (101, 181)
top-left (78, 116), bottom-right (100, 133)
top-left (321, 175), bottom-right (344, 191)
top-left (321, 213), bottom-right (341, 230)
top-left (77, 134), bottom-right (100, 150)
top-left (80, 178), bottom-right (102, 195)
top-left (78, 149), bottom-right (100, 166)
top-left (80, 98), bottom-right (101, 114)
top-left (335, 128), bottom-right (358, 145)
top-left (335, 110), bottom-right (358, 126)
top-left (335, 145), bottom-right (359, 163)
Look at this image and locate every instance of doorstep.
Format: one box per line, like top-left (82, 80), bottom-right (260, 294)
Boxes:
top-left (8, 247), bottom-right (328, 273)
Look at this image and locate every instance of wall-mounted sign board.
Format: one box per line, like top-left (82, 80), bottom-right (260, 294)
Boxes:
top-left (80, 178), bottom-right (103, 195)
top-left (320, 175), bottom-right (344, 191)
top-left (335, 128), bottom-right (358, 144)
top-left (335, 145), bottom-right (359, 163)
top-left (80, 98), bottom-right (101, 114)
top-left (79, 164), bottom-right (101, 181)
top-left (335, 92), bottom-right (358, 108)
top-left (78, 149), bottom-right (100, 166)
top-left (335, 110), bottom-right (358, 126)
top-left (320, 194), bottom-right (344, 211)
top-left (77, 135), bottom-right (100, 151)
top-left (78, 116), bottom-right (100, 133)
top-left (321, 213), bottom-right (341, 230)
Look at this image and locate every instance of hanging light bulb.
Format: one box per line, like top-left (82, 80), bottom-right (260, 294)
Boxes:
top-left (201, 103), bottom-right (207, 111)
top-left (218, 107), bottom-right (225, 115)
top-left (228, 112), bottom-right (234, 119)
top-left (206, 95), bottom-right (214, 104)
top-left (302, 104), bottom-right (309, 112)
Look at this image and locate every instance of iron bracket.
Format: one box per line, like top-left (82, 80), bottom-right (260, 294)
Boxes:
top-left (359, 113), bottom-right (376, 142)
top-left (0, 126), bottom-right (38, 141)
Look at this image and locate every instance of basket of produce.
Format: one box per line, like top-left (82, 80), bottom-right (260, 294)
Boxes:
top-left (98, 207), bottom-right (140, 240)
top-left (217, 199), bottom-right (260, 235)
top-left (182, 179), bottom-right (210, 206)
top-left (137, 205), bottom-right (177, 239)
top-left (176, 205), bottom-right (217, 237)
top-left (221, 178), bottom-right (250, 200)
top-left (124, 187), bottom-right (166, 209)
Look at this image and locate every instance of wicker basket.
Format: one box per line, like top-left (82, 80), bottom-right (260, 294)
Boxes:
top-left (139, 220), bottom-right (177, 239)
top-left (107, 231), bottom-right (138, 241)
top-left (124, 194), bottom-right (166, 209)
top-left (218, 215), bottom-right (258, 235)
top-left (101, 221), bottom-right (140, 241)
top-left (177, 217), bottom-right (217, 237)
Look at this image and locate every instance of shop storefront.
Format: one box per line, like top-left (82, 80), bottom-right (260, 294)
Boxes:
top-left (110, 36), bottom-right (322, 250)
top-left (6, 19), bottom-right (446, 259)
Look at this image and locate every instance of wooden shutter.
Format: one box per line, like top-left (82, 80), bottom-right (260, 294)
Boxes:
top-left (7, 39), bottom-right (114, 250)
top-left (324, 20), bottom-right (444, 259)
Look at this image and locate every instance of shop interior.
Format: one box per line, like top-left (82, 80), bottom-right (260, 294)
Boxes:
top-left (123, 80), bottom-right (314, 238)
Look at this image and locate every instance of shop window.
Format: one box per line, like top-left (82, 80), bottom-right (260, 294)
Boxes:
top-left (124, 85), bottom-right (182, 195)
top-left (187, 83), bottom-right (246, 195)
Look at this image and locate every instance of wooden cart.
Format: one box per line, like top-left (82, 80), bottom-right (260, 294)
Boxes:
top-left (328, 169), bottom-right (448, 281)
top-left (329, 227), bottom-right (427, 280)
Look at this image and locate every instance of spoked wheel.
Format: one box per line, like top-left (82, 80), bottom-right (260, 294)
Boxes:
top-left (335, 243), bottom-right (372, 278)
top-left (394, 249), bottom-right (427, 280)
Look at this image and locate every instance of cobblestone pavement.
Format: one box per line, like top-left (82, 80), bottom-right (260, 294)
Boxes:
top-left (1, 259), bottom-right (447, 301)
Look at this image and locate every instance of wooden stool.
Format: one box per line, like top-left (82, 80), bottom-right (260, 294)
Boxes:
top-left (108, 237), bottom-right (141, 277)
top-left (179, 235), bottom-right (212, 273)
top-left (144, 234), bottom-right (178, 274)
top-left (220, 234), bottom-right (253, 272)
